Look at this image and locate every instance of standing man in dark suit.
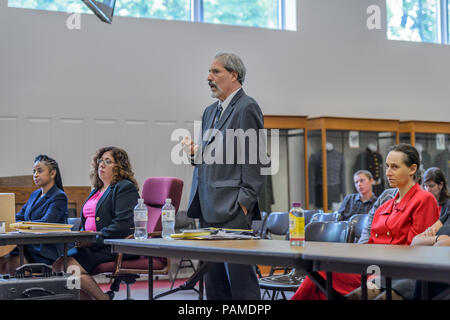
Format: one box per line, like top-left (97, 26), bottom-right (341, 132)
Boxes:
top-left (183, 52), bottom-right (266, 300)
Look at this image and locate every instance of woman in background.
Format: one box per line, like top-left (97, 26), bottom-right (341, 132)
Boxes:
top-left (420, 167), bottom-right (450, 236)
top-left (0, 155), bottom-right (68, 274)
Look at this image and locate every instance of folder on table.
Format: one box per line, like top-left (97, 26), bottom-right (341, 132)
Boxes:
top-left (170, 228), bottom-right (259, 240)
top-left (10, 221), bottom-right (73, 233)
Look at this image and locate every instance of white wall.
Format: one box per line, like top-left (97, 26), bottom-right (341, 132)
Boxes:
top-left (1, 0), bottom-right (450, 209)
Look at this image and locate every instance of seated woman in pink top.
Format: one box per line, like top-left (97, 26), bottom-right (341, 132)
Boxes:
top-left (53, 147), bottom-right (139, 300)
top-left (291, 143), bottom-right (439, 300)
top-left (82, 189), bottom-right (105, 232)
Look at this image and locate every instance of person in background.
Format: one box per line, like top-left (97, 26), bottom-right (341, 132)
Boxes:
top-left (421, 167), bottom-right (450, 233)
top-left (0, 155), bottom-right (68, 274)
top-left (292, 143), bottom-right (439, 300)
top-left (376, 167), bottom-right (450, 300)
top-left (358, 188), bottom-right (396, 243)
top-left (53, 147), bottom-right (139, 300)
top-left (337, 170), bottom-right (377, 221)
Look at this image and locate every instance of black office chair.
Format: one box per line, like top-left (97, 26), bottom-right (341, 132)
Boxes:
top-left (259, 212), bottom-right (290, 276)
top-left (67, 217), bottom-right (81, 231)
top-left (260, 212), bottom-right (289, 241)
top-left (259, 221), bottom-right (353, 299)
top-left (310, 212), bottom-right (341, 223)
top-left (348, 214), bottom-right (369, 243)
top-left (252, 211), bottom-right (268, 237)
top-left (304, 221), bottom-right (353, 243)
top-left (303, 209), bottom-right (323, 226)
top-left (253, 211), bottom-right (269, 278)
top-left (259, 211), bottom-right (301, 299)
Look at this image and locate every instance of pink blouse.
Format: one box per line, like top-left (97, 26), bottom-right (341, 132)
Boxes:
top-left (83, 190), bottom-right (104, 232)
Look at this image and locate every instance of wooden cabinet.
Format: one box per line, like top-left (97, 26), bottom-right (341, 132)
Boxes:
top-left (400, 121), bottom-right (450, 181)
top-left (306, 117), bottom-right (399, 212)
top-left (263, 115), bottom-right (309, 211)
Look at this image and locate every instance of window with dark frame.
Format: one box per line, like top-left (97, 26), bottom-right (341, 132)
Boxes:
top-left (8, 0), bottom-right (297, 31)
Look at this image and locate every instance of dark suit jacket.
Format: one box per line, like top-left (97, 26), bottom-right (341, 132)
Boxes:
top-left (16, 184), bottom-right (68, 262)
top-left (80, 179), bottom-right (139, 249)
top-left (187, 88), bottom-right (265, 224)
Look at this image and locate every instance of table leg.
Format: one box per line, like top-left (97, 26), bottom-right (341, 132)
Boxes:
top-left (153, 261), bottom-right (211, 300)
top-left (420, 281), bottom-right (428, 300)
top-left (305, 270), bottom-right (342, 300)
top-left (63, 243), bottom-right (68, 271)
top-left (385, 277), bottom-right (392, 300)
top-left (148, 256), bottom-right (153, 300)
top-left (361, 274), bottom-right (368, 300)
top-left (198, 261), bottom-right (204, 300)
top-left (18, 244), bottom-right (24, 266)
top-left (326, 272), bottom-right (333, 300)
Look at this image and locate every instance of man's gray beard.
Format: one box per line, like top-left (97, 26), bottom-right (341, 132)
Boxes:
top-left (210, 85), bottom-right (222, 99)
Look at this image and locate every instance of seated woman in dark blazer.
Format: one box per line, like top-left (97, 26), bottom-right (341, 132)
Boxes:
top-left (53, 146), bottom-right (139, 300)
top-left (0, 155), bottom-right (68, 274)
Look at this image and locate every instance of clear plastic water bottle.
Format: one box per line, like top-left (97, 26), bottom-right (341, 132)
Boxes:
top-left (134, 198), bottom-right (148, 240)
top-left (161, 198), bottom-right (176, 240)
top-left (289, 202), bottom-right (305, 246)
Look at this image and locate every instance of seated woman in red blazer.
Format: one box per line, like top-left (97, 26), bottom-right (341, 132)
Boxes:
top-left (291, 143), bottom-right (439, 300)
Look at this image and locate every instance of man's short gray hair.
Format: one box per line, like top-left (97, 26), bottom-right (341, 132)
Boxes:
top-left (214, 52), bottom-right (246, 85)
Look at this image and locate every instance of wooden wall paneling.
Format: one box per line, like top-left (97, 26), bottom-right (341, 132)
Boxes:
top-left (0, 186), bottom-right (91, 217)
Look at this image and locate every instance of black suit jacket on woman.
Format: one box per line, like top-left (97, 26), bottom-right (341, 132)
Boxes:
top-left (80, 179), bottom-right (139, 249)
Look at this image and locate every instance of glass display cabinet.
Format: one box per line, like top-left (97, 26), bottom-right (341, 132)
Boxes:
top-left (399, 121), bottom-right (450, 182)
top-left (306, 117), bottom-right (399, 212)
top-left (263, 115), bottom-right (308, 212)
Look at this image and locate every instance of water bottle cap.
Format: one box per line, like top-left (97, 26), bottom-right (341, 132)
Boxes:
top-left (292, 202), bottom-right (302, 207)
top-left (165, 198), bottom-right (172, 203)
top-left (138, 198), bottom-right (144, 203)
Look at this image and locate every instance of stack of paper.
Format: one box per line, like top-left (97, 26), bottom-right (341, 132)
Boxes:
top-left (10, 221), bottom-right (73, 233)
top-left (171, 228), bottom-right (259, 240)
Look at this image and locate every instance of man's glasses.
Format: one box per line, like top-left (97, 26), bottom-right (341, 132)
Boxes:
top-left (97, 158), bottom-right (115, 166)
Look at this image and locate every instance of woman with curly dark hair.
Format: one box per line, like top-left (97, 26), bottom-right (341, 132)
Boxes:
top-left (53, 146), bottom-right (139, 300)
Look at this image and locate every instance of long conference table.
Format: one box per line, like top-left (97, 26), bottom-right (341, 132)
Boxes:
top-left (0, 231), bottom-right (100, 270)
top-left (104, 238), bottom-right (450, 300)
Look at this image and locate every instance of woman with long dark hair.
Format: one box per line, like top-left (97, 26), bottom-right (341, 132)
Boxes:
top-left (420, 167), bottom-right (450, 236)
top-left (53, 146), bottom-right (139, 300)
top-left (0, 154), bottom-right (68, 274)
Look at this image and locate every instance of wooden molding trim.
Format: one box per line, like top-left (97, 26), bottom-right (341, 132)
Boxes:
top-left (307, 116), bottom-right (400, 132)
top-left (264, 115), bottom-right (307, 129)
top-left (399, 121), bottom-right (450, 134)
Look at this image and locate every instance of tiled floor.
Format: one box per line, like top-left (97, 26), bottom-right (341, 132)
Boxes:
top-left (99, 278), bottom-right (295, 300)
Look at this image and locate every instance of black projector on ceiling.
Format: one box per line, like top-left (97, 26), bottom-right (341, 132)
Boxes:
top-left (82, 0), bottom-right (116, 24)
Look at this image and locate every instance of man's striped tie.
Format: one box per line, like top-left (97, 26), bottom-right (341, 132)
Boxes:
top-left (213, 103), bottom-right (223, 128)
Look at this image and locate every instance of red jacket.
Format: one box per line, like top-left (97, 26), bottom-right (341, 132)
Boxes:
top-left (369, 183), bottom-right (439, 245)
top-left (292, 183), bottom-right (440, 300)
